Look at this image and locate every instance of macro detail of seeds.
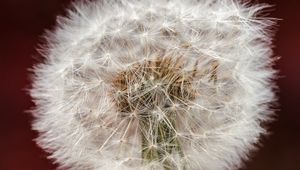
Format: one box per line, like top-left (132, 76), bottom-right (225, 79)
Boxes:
top-left (30, 0), bottom-right (276, 170)
top-left (111, 57), bottom-right (198, 113)
top-left (110, 56), bottom-right (217, 169)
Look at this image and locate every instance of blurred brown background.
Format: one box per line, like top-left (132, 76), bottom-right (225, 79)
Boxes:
top-left (0, 0), bottom-right (299, 169)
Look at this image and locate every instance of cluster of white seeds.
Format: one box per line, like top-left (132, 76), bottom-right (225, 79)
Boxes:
top-left (30, 0), bottom-right (277, 169)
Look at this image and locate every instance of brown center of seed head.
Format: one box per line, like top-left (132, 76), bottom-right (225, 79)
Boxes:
top-left (111, 56), bottom-right (198, 115)
top-left (110, 56), bottom-right (207, 169)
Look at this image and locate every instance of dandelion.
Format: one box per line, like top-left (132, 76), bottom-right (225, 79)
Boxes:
top-left (30, 0), bottom-right (277, 169)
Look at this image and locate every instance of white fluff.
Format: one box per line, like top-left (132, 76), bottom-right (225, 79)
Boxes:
top-left (30, 0), bottom-right (277, 169)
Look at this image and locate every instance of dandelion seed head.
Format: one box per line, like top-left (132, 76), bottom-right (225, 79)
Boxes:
top-left (30, 0), bottom-right (277, 169)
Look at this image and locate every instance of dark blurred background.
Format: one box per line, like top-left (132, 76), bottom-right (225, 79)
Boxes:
top-left (0, 0), bottom-right (299, 170)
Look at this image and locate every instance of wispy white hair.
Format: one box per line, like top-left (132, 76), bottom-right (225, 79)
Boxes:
top-left (30, 0), bottom-right (277, 169)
